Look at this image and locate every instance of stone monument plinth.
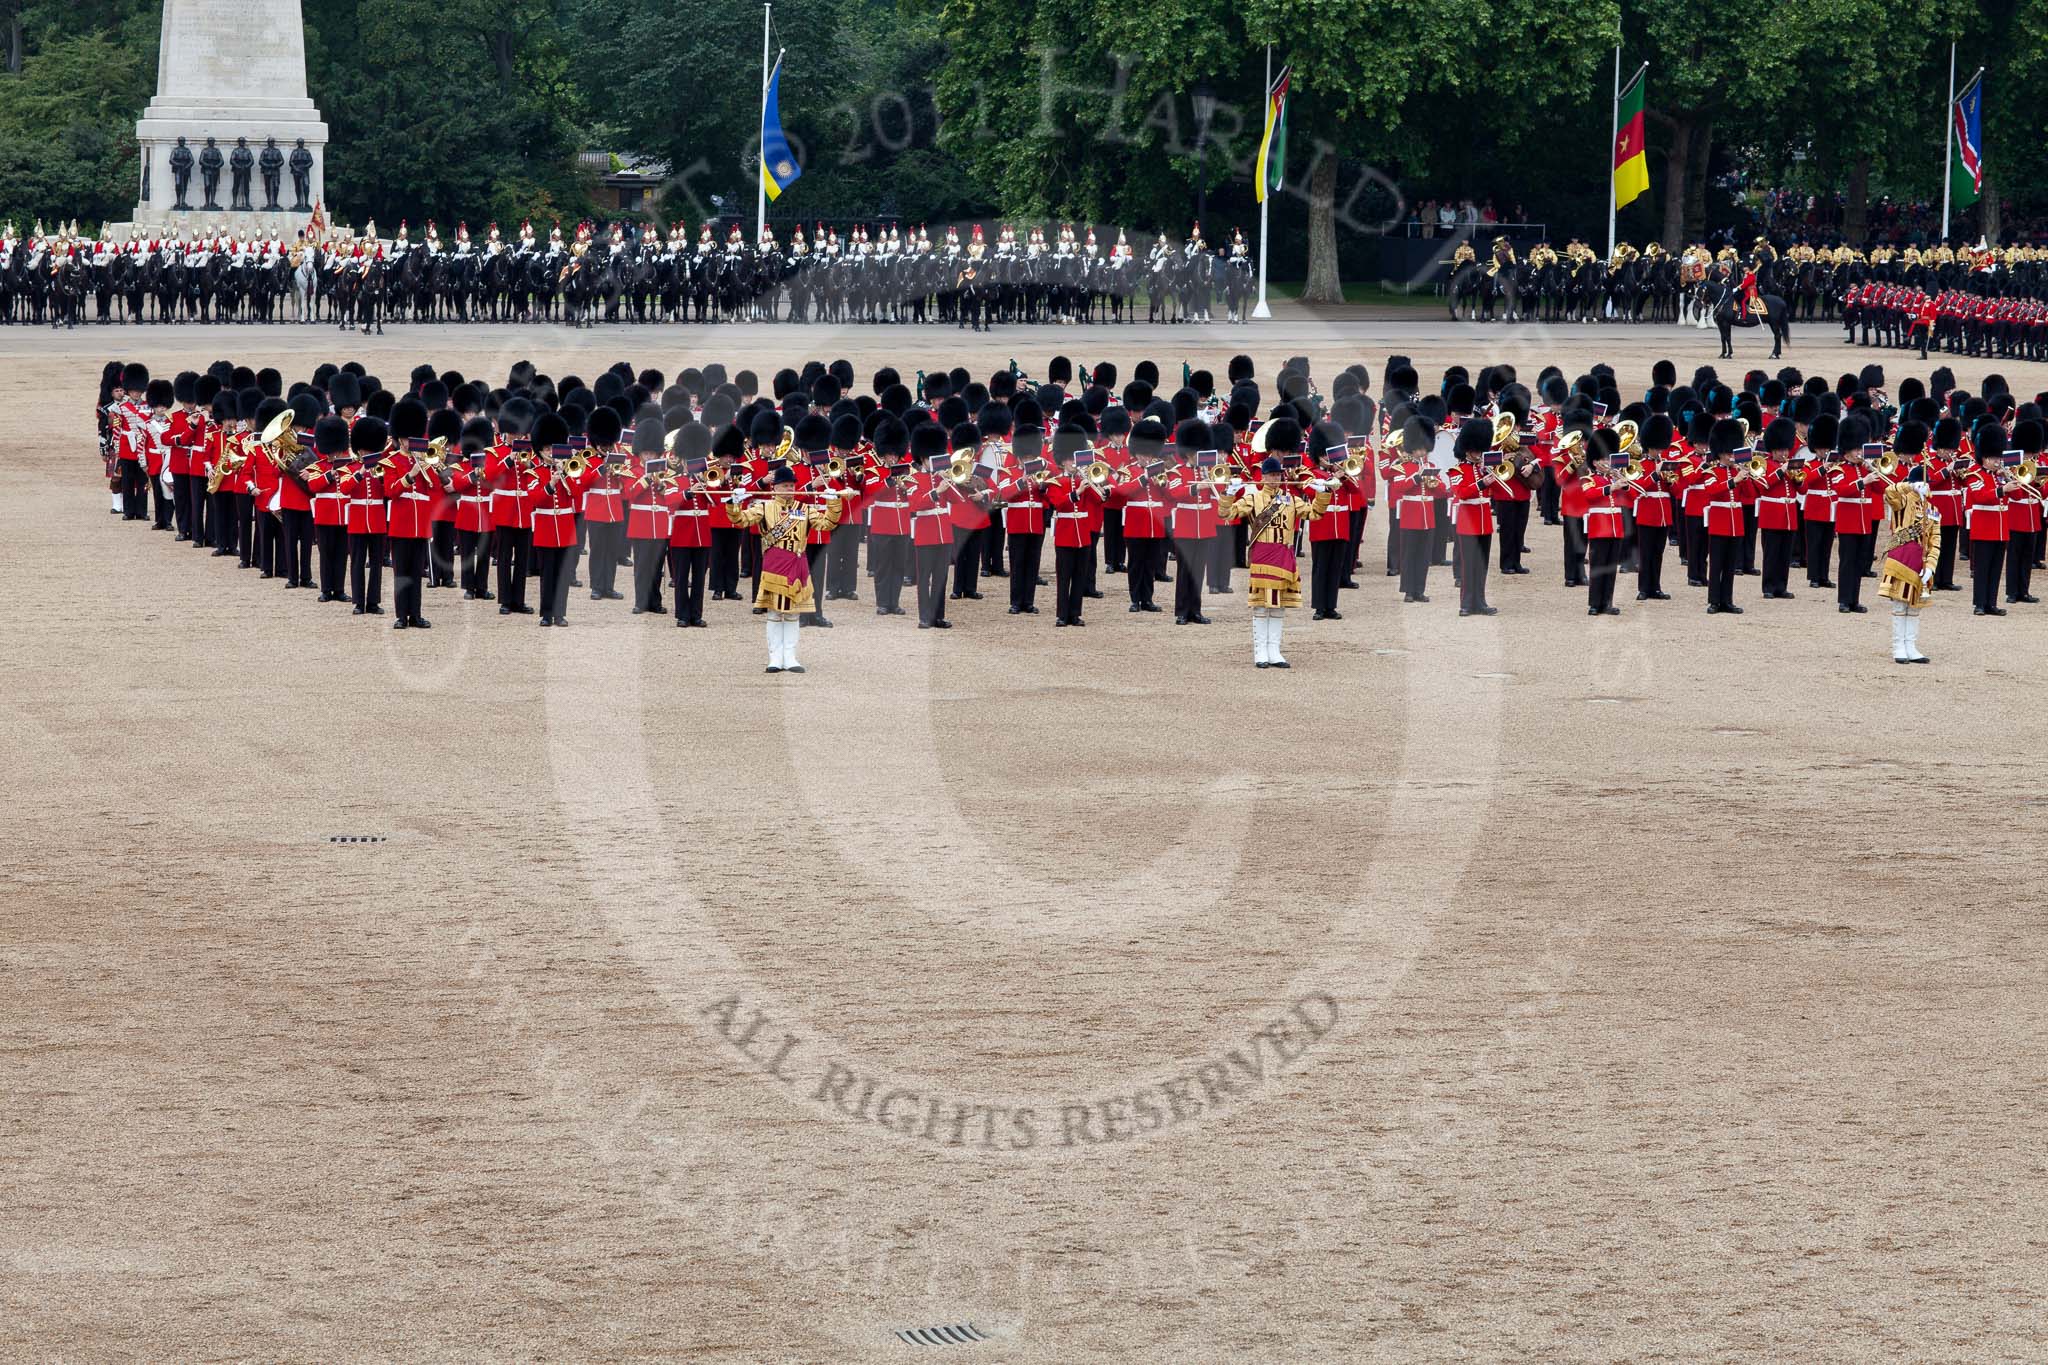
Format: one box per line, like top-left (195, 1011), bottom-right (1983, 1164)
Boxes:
top-left (132, 0), bottom-right (329, 235)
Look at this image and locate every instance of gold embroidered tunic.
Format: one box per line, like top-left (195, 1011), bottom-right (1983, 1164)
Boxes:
top-left (1215, 486), bottom-right (1330, 609)
top-left (1878, 483), bottom-right (1941, 609)
top-left (727, 491), bottom-right (843, 612)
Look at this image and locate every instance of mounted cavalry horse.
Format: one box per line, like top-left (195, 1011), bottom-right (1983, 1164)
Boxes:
top-left (1709, 281), bottom-right (1791, 359)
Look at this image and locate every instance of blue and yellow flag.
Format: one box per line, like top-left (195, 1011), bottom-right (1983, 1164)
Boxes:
top-left (761, 54), bottom-right (801, 202)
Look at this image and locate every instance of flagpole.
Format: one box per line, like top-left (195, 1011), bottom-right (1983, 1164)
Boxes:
top-left (1940, 42), bottom-right (1955, 242)
top-left (1607, 45), bottom-right (1620, 260)
top-left (756, 1), bottom-right (772, 245)
top-left (1252, 43), bottom-right (1273, 319)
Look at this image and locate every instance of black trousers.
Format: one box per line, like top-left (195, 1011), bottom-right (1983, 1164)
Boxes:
top-left (1124, 537), bottom-right (1164, 606)
top-left (1634, 521), bottom-right (1667, 596)
top-left (1430, 507), bottom-right (1453, 564)
top-left (253, 502), bottom-right (276, 573)
top-left (630, 537), bottom-right (666, 610)
top-left (536, 544), bottom-right (574, 619)
top-left (1010, 532), bottom-right (1045, 611)
top-left (350, 531), bottom-right (386, 610)
top-left (741, 530), bottom-right (761, 597)
top-left (1455, 534), bottom-right (1491, 612)
top-left (458, 527), bottom-right (491, 595)
top-left (280, 507), bottom-right (314, 587)
top-left (1399, 527), bottom-right (1432, 598)
top-left (1312, 538), bottom-right (1347, 614)
top-left (235, 492), bottom-right (256, 565)
top-left (430, 520), bottom-right (457, 587)
top-left (1760, 527), bottom-right (1797, 597)
top-left (1588, 536), bottom-right (1625, 611)
top-left (586, 519), bottom-right (626, 597)
top-left (826, 522), bottom-right (862, 598)
top-left (316, 522), bottom-right (347, 597)
top-left (1741, 505), bottom-right (1759, 573)
top-left (1102, 514), bottom-right (1125, 573)
top-left (1385, 509), bottom-right (1401, 575)
top-left (916, 541), bottom-right (951, 624)
top-left (1561, 516), bottom-right (1587, 586)
top-left (392, 535), bottom-right (429, 622)
top-left (1804, 519), bottom-right (1835, 586)
top-left (495, 526), bottom-right (532, 609)
top-left (1496, 499), bottom-right (1530, 572)
top-left (981, 523), bottom-right (1006, 576)
top-left (1974, 538), bottom-right (2008, 612)
top-left (871, 534), bottom-right (909, 612)
top-left (1537, 466), bottom-right (1562, 523)
top-left (1173, 538), bottom-right (1205, 618)
top-left (1233, 521), bottom-right (1247, 569)
top-left (1706, 533), bottom-right (1740, 610)
top-left (1055, 544), bottom-right (1088, 622)
top-left (1933, 523), bottom-right (1960, 590)
top-left (1345, 503), bottom-right (1369, 576)
top-left (172, 471), bottom-right (198, 535)
top-left (952, 526), bottom-right (982, 596)
top-left (668, 545), bottom-right (709, 623)
top-left (119, 460), bottom-right (147, 518)
top-left (1679, 511), bottom-right (1712, 577)
top-left (151, 466), bottom-right (172, 526)
top-left (212, 489), bottom-right (238, 552)
top-left (710, 526), bottom-right (742, 597)
top-left (1837, 532), bottom-right (1875, 609)
top-left (1207, 532), bottom-right (1233, 592)
top-left (1083, 533), bottom-right (1100, 596)
top-left (2007, 528), bottom-right (2037, 601)
top-left (189, 475), bottom-right (209, 544)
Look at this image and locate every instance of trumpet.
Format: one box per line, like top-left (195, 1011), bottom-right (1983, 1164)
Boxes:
top-left (1747, 454), bottom-right (1769, 480)
top-left (824, 455), bottom-right (850, 479)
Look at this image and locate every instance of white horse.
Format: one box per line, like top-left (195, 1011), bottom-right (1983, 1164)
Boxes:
top-left (290, 247), bottom-right (321, 323)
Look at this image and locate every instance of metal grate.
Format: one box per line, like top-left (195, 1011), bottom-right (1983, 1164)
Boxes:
top-left (328, 835), bottom-right (388, 844)
top-left (894, 1324), bottom-right (989, 1346)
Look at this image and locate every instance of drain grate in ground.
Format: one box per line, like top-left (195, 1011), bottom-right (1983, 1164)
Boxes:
top-left (894, 1323), bottom-right (988, 1346)
top-left (328, 835), bottom-right (388, 844)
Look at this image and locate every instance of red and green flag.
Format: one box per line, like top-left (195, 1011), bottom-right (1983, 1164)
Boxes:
top-left (1613, 65), bottom-right (1648, 209)
top-left (1255, 65), bottom-right (1290, 204)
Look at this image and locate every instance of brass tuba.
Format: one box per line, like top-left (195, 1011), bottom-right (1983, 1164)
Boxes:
top-left (1614, 419), bottom-right (1640, 457)
top-left (1492, 411), bottom-right (1522, 454)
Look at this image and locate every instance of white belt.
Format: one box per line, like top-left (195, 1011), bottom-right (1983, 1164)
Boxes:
top-left (1708, 500), bottom-right (1741, 510)
top-left (1637, 491), bottom-right (1670, 501)
top-left (534, 508), bottom-right (574, 518)
top-left (1399, 496), bottom-right (1431, 505)
top-left (1454, 498), bottom-right (1488, 508)
top-left (1128, 499), bottom-right (1162, 509)
top-left (1968, 506), bottom-right (2004, 524)
top-left (1173, 501), bottom-right (1206, 510)
top-left (348, 498), bottom-right (380, 506)
top-left (1011, 500), bottom-right (1044, 509)
top-left (872, 501), bottom-right (907, 510)
top-left (913, 509), bottom-right (948, 519)
top-left (459, 495), bottom-right (488, 504)
top-left (489, 490), bottom-right (524, 501)
top-left (1758, 496), bottom-right (1795, 506)
top-left (397, 491), bottom-right (430, 502)
top-left (587, 489), bottom-right (620, 499)
top-left (629, 502), bottom-right (663, 512)
top-left (676, 509), bottom-right (708, 518)
top-left (313, 491), bottom-right (343, 501)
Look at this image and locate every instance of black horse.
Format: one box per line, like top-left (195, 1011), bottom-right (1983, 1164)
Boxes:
top-left (1710, 283), bottom-right (1791, 359)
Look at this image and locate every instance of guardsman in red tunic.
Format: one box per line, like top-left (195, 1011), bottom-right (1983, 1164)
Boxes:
top-left (382, 416), bottom-right (438, 631)
top-left (301, 416), bottom-right (353, 602)
top-left (1701, 418), bottom-right (1748, 615)
top-left (1924, 418), bottom-right (1966, 591)
top-left (2003, 418), bottom-right (2044, 606)
top-left (340, 415), bottom-right (390, 615)
top-left (448, 417), bottom-right (496, 601)
top-left (1044, 431), bottom-right (1107, 627)
top-left (1556, 424), bottom-right (1597, 588)
top-left (1964, 427), bottom-right (2009, 616)
top-left (227, 387), bottom-right (263, 568)
top-left (1828, 416), bottom-right (1883, 613)
top-left (1388, 417), bottom-right (1442, 603)
top-left (248, 400), bottom-right (284, 577)
top-left (141, 377), bottom-right (176, 531)
top-left (1111, 420), bottom-right (1170, 612)
top-left (487, 417), bottom-right (540, 615)
top-left (1799, 414), bottom-right (1838, 589)
top-left (663, 423), bottom-right (716, 627)
top-left (1754, 418), bottom-right (1802, 600)
top-left (183, 374), bottom-right (219, 549)
top-left (1209, 424), bottom-right (1244, 593)
top-left (115, 362), bottom-right (150, 519)
top-left (204, 389), bottom-right (240, 557)
top-left (1302, 432), bottom-right (1353, 620)
top-left (707, 425), bottom-right (747, 601)
top-left (167, 371), bottom-right (199, 540)
top-left (907, 423), bottom-right (959, 628)
top-left (1624, 414), bottom-right (1676, 600)
top-left (1444, 419), bottom-right (1498, 617)
top-left (824, 412), bottom-right (867, 604)
top-left (620, 421), bottom-right (670, 615)
top-left (530, 413), bottom-right (596, 627)
top-left (1164, 419), bottom-right (1218, 624)
top-left (861, 419), bottom-right (913, 617)
top-left (1581, 445), bottom-right (1630, 616)
top-left (1002, 425), bottom-right (1052, 616)
top-left (424, 408), bottom-right (463, 588)
top-left (580, 407), bottom-right (629, 602)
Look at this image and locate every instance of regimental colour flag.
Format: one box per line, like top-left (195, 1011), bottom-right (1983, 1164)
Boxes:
top-left (1255, 65), bottom-right (1290, 205)
top-left (760, 52), bottom-right (801, 202)
top-left (1950, 70), bottom-right (1983, 209)
top-left (1613, 65), bottom-right (1649, 209)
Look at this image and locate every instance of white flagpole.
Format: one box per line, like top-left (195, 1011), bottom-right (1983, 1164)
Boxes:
top-left (1252, 43), bottom-right (1273, 319)
top-left (1606, 46), bottom-right (1620, 260)
top-left (756, 2), bottom-right (772, 245)
top-left (1940, 42), bottom-right (1955, 242)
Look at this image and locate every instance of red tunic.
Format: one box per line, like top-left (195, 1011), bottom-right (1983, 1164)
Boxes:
top-left (1445, 463), bottom-right (1496, 537)
top-left (1965, 470), bottom-right (2009, 542)
top-left (304, 462), bottom-right (348, 527)
top-left (1044, 476), bottom-right (1103, 548)
top-left (1702, 469), bottom-right (1745, 538)
top-left (1388, 464), bottom-right (1437, 531)
top-left (1754, 466), bottom-right (1800, 533)
top-left (1112, 477), bottom-right (1169, 538)
top-left (663, 486), bottom-right (716, 548)
top-left (1001, 476), bottom-right (1049, 536)
top-left (382, 456), bottom-right (436, 538)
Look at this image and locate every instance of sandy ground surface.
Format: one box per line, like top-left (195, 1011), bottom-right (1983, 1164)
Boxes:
top-left (5, 310), bottom-right (2047, 1362)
